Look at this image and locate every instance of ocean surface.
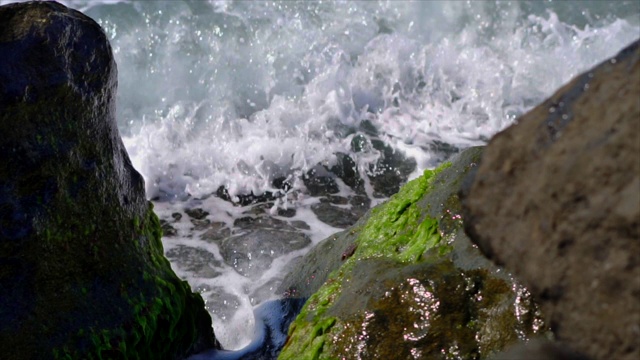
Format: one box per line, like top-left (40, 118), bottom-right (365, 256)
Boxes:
top-left (3, 0), bottom-right (638, 350)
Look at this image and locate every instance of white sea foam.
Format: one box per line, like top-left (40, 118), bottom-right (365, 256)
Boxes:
top-left (105, 1), bottom-right (639, 199)
top-left (3, 0), bottom-right (638, 351)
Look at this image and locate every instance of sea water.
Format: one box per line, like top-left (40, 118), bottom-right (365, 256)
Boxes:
top-left (3, 0), bottom-right (638, 350)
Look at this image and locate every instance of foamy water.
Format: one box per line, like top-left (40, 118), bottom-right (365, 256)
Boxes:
top-left (3, 0), bottom-right (638, 350)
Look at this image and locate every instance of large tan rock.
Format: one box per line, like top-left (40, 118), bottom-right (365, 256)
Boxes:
top-left (463, 39), bottom-right (640, 360)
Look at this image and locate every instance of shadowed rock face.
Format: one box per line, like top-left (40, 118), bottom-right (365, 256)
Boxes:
top-left (0, 2), bottom-right (219, 358)
top-left (463, 39), bottom-right (640, 360)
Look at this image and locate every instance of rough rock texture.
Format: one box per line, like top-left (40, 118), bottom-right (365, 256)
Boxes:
top-left (0, 2), bottom-right (218, 358)
top-left (279, 148), bottom-right (546, 360)
top-left (463, 39), bottom-right (640, 360)
top-left (489, 339), bottom-right (592, 360)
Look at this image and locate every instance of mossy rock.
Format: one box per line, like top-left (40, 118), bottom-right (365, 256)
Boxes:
top-left (0, 2), bottom-right (218, 358)
top-left (278, 147), bottom-right (546, 359)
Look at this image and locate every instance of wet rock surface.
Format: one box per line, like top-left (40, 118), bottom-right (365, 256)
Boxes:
top-left (279, 147), bottom-right (546, 359)
top-left (489, 339), bottom-right (592, 360)
top-left (310, 194), bottom-right (370, 229)
top-left (324, 259), bottom-right (538, 359)
top-left (165, 245), bottom-right (224, 279)
top-left (225, 214), bottom-right (312, 280)
top-left (219, 228), bottom-right (310, 279)
top-left (367, 138), bottom-right (418, 197)
top-left (463, 39), bottom-right (640, 360)
top-left (0, 1), bottom-right (218, 358)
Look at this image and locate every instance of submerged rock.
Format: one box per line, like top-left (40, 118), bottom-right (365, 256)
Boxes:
top-left (310, 194), bottom-right (370, 229)
top-left (0, 2), bottom-right (218, 358)
top-left (463, 39), bottom-right (640, 360)
top-left (279, 147), bottom-right (545, 359)
top-left (219, 228), bottom-right (310, 279)
top-left (215, 215), bottom-right (311, 279)
top-left (165, 245), bottom-right (224, 279)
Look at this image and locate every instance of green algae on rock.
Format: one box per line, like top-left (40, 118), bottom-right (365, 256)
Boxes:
top-left (279, 147), bottom-right (546, 360)
top-left (0, 2), bottom-right (218, 358)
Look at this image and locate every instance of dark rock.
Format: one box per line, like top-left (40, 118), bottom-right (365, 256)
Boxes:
top-left (490, 339), bottom-right (592, 360)
top-left (302, 164), bottom-right (340, 196)
top-left (219, 222), bottom-right (311, 278)
top-left (368, 137), bottom-right (417, 197)
top-left (358, 120), bottom-right (378, 137)
top-left (185, 207), bottom-right (209, 220)
top-left (425, 139), bottom-right (462, 165)
top-left (276, 207), bottom-right (296, 217)
top-left (278, 228), bottom-right (361, 299)
top-left (165, 245), bottom-right (223, 279)
top-left (279, 148), bottom-right (546, 359)
top-left (190, 218), bottom-right (211, 231)
top-left (272, 176), bottom-right (293, 193)
top-left (310, 202), bottom-right (358, 228)
top-left (159, 218), bottom-right (178, 237)
top-left (200, 221), bottom-right (231, 242)
top-left (330, 152), bottom-right (365, 193)
top-left (310, 196), bottom-right (369, 229)
top-left (240, 202), bottom-right (277, 216)
top-left (233, 214), bottom-right (289, 230)
top-left (215, 185), bottom-right (281, 206)
top-left (324, 195), bottom-right (349, 205)
top-left (290, 220), bottom-right (311, 230)
top-left (0, 2), bottom-right (218, 358)
top-left (463, 39), bottom-right (640, 360)
top-left (352, 131), bottom-right (421, 197)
